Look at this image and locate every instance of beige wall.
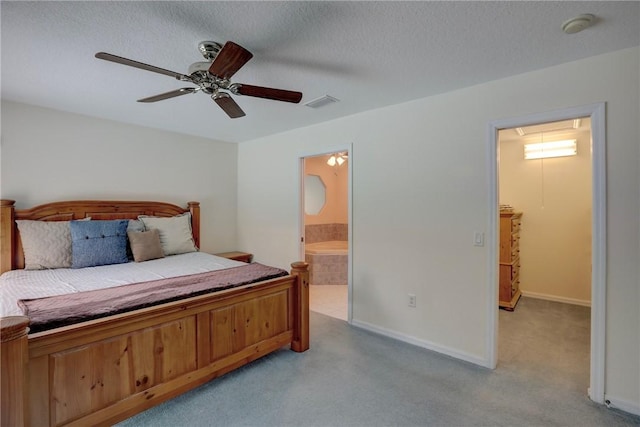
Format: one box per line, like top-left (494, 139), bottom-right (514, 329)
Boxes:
top-left (499, 126), bottom-right (592, 305)
top-left (2, 47), bottom-right (638, 413)
top-left (238, 47), bottom-right (639, 409)
top-left (304, 155), bottom-right (348, 225)
top-left (0, 101), bottom-right (239, 254)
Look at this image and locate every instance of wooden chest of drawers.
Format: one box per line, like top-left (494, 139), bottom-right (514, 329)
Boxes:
top-left (499, 212), bottom-right (522, 310)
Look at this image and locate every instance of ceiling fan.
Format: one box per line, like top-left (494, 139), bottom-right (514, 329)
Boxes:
top-left (95, 41), bottom-right (303, 118)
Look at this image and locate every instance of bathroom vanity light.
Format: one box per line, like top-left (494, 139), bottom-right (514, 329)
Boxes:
top-left (327, 153), bottom-right (347, 166)
top-left (524, 140), bottom-right (577, 160)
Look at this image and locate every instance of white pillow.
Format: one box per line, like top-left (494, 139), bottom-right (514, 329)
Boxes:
top-left (16, 219), bottom-right (90, 269)
top-left (138, 213), bottom-right (197, 256)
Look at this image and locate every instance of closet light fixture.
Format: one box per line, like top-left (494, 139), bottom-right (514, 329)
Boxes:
top-left (524, 140), bottom-right (577, 160)
top-left (327, 152), bottom-right (347, 166)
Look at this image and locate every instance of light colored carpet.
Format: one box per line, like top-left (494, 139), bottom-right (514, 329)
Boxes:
top-left (499, 297), bottom-right (591, 396)
top-left (117, 298), bottom-right (640, 426)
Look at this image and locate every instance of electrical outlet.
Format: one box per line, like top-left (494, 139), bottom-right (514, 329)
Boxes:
top-left (408, 294), bottom-right (416, 308)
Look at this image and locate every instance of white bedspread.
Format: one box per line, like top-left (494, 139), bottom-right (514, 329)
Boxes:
top-left (0, 252), bottom-right (244, 317)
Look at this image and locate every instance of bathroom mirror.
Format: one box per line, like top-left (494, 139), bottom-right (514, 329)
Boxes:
top-left (305, 174), bottom-right (326, 215)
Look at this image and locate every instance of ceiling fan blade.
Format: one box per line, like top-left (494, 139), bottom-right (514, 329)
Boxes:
top-left (208, 41), bottom-right (253, 79)
top-left (95, 52), bottom-right (189, 80)
top-left (137, 87), bottom-right (197, 103)
top-left (234, 84), bottom-right (302, 103)
top-left (214, 93), bottom-right (246, 118)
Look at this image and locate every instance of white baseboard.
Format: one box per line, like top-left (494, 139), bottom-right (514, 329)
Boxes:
top-left (350, 319), bottom-right (490, 368)
top-left (605, 394), bottom-right (640, 417)
top-left (521, 290), bottom-right (591, 307)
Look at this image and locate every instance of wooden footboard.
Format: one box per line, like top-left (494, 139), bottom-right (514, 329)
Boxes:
top-left (1, 262), bottom-right (309, 426)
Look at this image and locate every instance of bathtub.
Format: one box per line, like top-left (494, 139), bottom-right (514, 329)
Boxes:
top-left (305, 240), bottom-right (348, 255)
top-left (305, 240), bottom-right (348, 285)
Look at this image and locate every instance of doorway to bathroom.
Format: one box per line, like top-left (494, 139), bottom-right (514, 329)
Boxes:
top-left (300, 148), bottom-right (352, 322)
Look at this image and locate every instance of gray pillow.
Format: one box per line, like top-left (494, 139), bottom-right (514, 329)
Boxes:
top-left (127, 229), bottom-right (165, 262)
top-left (126, 219), bottom-right (146, 259)
top-left (127, 219), bottom-right (145, 233)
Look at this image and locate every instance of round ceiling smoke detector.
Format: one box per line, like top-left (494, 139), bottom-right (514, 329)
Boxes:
top-left (562, 14), bottom-right (595, 34)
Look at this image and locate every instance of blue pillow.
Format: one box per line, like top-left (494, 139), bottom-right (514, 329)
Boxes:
top-left (70, 220), bottom-right (129, 268)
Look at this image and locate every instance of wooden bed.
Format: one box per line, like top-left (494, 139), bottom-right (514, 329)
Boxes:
top-left (0, 199), bottom-right (309, 427)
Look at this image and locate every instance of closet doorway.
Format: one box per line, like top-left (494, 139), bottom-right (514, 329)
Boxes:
top-left (488, 103), bottom-right (606, 404)
top-left (299, 148), bottom-right (352, 322)
top-left (498, 118), bottom-right (592, 395)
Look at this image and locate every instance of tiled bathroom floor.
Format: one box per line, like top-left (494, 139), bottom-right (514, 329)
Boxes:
top-left (309, 285), bottom-right (347, 321)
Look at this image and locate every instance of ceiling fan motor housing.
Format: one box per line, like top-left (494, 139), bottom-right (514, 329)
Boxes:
top-left (188, 61), bottom-right (212, 75)
top-left (198, 41), bottom-right (223, 60)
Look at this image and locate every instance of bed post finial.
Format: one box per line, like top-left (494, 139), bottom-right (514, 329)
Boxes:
top-left (1, 200), bottom-right (16, 275)
top-left (188, 201), bottom-right (200, 249)
top-left (290, 261), bottom-right (310, 352)
top-left (1, 315), bottom-right (29, 427)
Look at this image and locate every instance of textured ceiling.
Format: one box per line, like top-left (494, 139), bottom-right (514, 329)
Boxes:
top-left (2, 1), bottom-right (638, 143)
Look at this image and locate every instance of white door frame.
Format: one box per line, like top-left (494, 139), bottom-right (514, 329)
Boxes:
top-left (298, 144), bottom-right (354, 322)
top-left (486, 103), bottom-right (606, 403)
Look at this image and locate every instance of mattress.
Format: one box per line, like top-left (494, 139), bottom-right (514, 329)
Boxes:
top-left (0, 252), bottom-right (244, 317)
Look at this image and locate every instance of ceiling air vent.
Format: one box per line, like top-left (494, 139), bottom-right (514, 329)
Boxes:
top-left (304, 95), bottom-right (339, 109)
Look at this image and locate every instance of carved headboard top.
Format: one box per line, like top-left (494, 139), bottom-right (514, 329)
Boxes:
top-left (0, 199), bottom-right (200, 274)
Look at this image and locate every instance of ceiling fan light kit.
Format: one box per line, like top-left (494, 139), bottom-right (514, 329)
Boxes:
top-left (95, 40), bottom-right (303, 119)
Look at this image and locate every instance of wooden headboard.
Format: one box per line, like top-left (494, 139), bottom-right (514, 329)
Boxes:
top-left (0, 199), bottom-right (200, 274)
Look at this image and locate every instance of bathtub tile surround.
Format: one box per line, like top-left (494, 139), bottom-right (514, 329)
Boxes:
top-left (305, 223), bottom-right (348, 286)
top-left (306, 252), bottom-right (348, 285)
top-left (305, 223), bottom-right (348, 244)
